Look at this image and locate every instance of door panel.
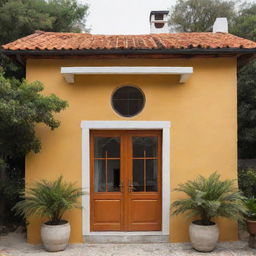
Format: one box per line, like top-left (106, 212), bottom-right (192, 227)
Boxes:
top-left (90, 132), bottom-right (123, 231)
top-left (90, 130), bottom-right (161, 232)
top-left (93, 199), bottom-right (122, 231)
top-left (130, 199), bottom-right (160, 222)
top-left (127, 132), bottom-right (162, 231)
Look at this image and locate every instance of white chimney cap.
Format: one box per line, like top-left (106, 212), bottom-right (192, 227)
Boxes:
top-left (149, 10), bottom-right (170, 34)
top-left (213, 17), bottom-right (228, 33)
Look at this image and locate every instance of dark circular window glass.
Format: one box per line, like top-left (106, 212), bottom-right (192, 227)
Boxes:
top-left (112, 86), bottom-right (145, 117)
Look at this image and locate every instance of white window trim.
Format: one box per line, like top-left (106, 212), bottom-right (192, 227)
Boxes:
top-left (81, 121), bottom-right (171, 236)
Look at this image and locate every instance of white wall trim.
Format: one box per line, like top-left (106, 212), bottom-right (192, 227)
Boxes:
top-left (81, 120), bottom-right (171, 129)
top-left (61, 66), bottom-right (193, 84)
top-left (81, 120), bottom-right (171, 236)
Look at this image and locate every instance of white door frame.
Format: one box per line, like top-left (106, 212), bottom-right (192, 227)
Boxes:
top-left (81, 121), bottom-right (171, 236)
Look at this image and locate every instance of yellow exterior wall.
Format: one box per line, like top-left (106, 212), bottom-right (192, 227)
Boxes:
top-left (25, 57), bottom-right (237, 244)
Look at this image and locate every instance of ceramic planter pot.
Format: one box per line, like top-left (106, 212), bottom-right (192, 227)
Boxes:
top-left (247, 219), bottom-right (256, 236)
top-left (189, 221), bottom-right (219, 252)
top-left (41, 221), bottom-right (70, 252)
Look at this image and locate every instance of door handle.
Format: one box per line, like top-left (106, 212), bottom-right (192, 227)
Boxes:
top-left (128, 180), bottom-right (133, 192)
top-left (119, 181), bottom-right (124, 193)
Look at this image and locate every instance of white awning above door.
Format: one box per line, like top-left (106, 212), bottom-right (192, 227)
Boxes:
top-left (60, 66), bottom-right (193, 84)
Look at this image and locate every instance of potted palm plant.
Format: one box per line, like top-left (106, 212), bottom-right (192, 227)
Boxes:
top-left (244, 198), bottom-right (256, 248)
top-left (13, 176), bottom-right (84, 252)
top-left (245, 198), bottom-right (256, 235)
top-left (172, 172), bottom-right (246, 252)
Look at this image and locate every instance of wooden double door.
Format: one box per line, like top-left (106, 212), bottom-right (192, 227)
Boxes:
top-left (90, 130), bottom-right (162, 232)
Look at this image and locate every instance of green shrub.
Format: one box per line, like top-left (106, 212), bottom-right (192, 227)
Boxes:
top-left (0, 157), bottom-right (25, 229)
top-left (238, 169), bottom-right (256, 197)
top-left (171, 172), bottom-right (246, 225)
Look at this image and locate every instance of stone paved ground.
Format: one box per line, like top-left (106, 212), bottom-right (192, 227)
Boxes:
top-left (0, 233), bottom-right (256, 256)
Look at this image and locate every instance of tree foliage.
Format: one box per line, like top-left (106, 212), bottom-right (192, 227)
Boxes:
top-left (172, 172), bottom-right (246, 225)
top-left (238, 61), bottom-right (256, 158)
top-left (169, 0), bottom-right (235, 32)
top-left (0, 0), bottom-right (89, 78)
top-left (13, 176), bottom-right (84, 225)
top-left (0, 72), bottom-right (68, 163)
top-left (230, 3), bottom-right (256, 42)
top-left (233, 3), bottom-right (256, 158)
top-left (0, 0), bottom-right (89, 45)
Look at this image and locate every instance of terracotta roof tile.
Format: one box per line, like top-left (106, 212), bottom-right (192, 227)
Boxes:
top-left (2, 31), bottom-right (256, 52)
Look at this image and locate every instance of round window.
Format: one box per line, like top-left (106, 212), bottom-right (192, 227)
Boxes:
top-left (112, 86), bottom-right (145, 117)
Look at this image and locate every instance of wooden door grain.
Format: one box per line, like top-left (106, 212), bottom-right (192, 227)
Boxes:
top-left (90, 130), bottom-right (162, 232)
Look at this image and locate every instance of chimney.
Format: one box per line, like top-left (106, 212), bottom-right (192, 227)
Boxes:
top-left (150, 11), bottom-right (169, 34)
top-left (213, 17), bottom-right (228, 33)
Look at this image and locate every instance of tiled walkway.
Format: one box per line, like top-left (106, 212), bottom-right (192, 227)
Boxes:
top-left (0, 233), bottom-right (256, 256)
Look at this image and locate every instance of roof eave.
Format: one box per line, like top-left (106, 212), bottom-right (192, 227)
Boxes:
top-left (2, 48), bottom-right (256, 56)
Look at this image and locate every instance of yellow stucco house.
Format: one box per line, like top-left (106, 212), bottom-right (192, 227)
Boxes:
top-left (2, 17), bottom-right (256, 244)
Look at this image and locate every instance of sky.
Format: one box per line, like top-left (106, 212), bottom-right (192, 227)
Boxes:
top-left (83, 0), bottom-right (173, 35)
top-left (82, 0), bottom-right (256, 35)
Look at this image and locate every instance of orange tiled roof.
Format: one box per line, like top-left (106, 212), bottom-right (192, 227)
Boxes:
top-left (2, 31), bottom-right (256, 52)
